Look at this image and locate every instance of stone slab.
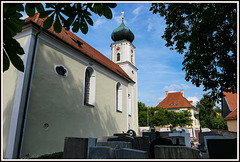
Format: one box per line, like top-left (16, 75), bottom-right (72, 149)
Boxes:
top-left (154, 145), bottom-right (201, 159)
top-left (88, 146), bottom-right (116, 159)
top-left (97, 141), bottom-right (132, 149)
top-left (63, 137), bottom-right (88, 159)
top-left (169, 132), bottom-right (191, 147)
top-left (87, 138), bottom-right (97, 158)
top-left (204, 135), bottom-right (234, 152)
top-left (115, 148), bottom-right (148, 159)
top-left (132, 136), bottom-right (150, 152)
top-left (97, 136), bottom-right (118, 142)
top-left (206, 138), bottom-right (237, 159)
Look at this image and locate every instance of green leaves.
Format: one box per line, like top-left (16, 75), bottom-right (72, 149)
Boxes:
top-left (150, 3), bottom-right (237, 101)
top-left (3, 3), bottom-right (117, 72)
top-left (196, 94), bottom-right (227, 130)
top-left (43, 13), bottom-right (54, 29)
top-left (138, 101), bottom-right (193, 127)
top-left (3, 3), bottom-right (25, 72)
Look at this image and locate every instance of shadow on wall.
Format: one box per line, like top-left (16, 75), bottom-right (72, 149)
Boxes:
top-left (20, 41), bottom-right (120, 158)
top-left (3, 97), bottom-right (16, 158)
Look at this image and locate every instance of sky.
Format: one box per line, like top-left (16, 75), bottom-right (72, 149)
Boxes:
top-left (21, 2), bottom-right (207, 107)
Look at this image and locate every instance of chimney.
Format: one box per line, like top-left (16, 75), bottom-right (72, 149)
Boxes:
top-left (180, 89), bottom-right (184, 97)
top-left (165, 91), bottom-right (168, 97)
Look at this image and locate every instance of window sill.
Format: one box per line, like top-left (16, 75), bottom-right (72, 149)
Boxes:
top-left (84, 103), bottom-right (95, 107)
top-left (116, 110), bottom-right (122, 113)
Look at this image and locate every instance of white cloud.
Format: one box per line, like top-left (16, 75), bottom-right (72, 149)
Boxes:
top-left (112, 10), bottom-right (124, 24)
top-left (129, 7), bottom-right (142, 23)
top-left (132, 7), bottom-right (141, 15)
top-left (163, 84), bottom-right (191, 91)
top-left (93, 18), bottom-right (106, 29)
top-left (187, 96), bottom-right (199, 106)
top-left (147, 23), bottom-right (153, 32)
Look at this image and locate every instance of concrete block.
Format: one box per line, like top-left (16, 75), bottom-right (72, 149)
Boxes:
top-left (132, 136), bottom-right (150, 152)
top-left (205, 138), bottom-right (237, 159)
top-left (97, 136), bottom-right (118, 142)
top-left (169, 132), bottom-right (191, 147)
top-left (63, 137), bottom-right (88, 159)
top-left (154, 145), bottom-right (201, 159)
top-left (87, 138), bottom-right (97, 158)
top-left (97, 141), bottom-right (132, 149)
top-left (115, 148), bottom-right (148, 159)
top-left (88, 146), bottom-right (115, 159)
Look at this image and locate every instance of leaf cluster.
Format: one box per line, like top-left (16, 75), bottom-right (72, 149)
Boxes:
top-left (150, 3), bottom-right (237, 101)
top-left (138, 102), bottom-right (193, 128)
top-left (3, 3), bottom-right (117, 72)
top-left (195, 94), bottom-right (227, 130)
top-left (3, 3), bottom-right (25, 72)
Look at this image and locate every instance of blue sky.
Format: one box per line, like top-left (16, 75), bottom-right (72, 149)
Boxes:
top-left (22, 3), bottom-right (206, 107)
top-left (76, 3), bottom-right (205, 107)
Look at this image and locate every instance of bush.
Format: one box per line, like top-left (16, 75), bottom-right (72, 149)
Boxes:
top-left (33, 152), bottom-right (63, 159)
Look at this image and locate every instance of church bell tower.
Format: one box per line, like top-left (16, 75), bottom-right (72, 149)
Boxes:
top-left (110, 12), bottom-right (138, 131)
top-left (110, 12), bottom-right (137, 81)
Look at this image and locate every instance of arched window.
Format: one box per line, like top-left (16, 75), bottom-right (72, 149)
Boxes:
top-left (128, 94), bottom-right (131, 116)
top-left (84, 67), bottom-right (96, 106)
top-left (117, 53), bottom-right (120, 61)
top-left (116, 82), bottom-right (122, 112)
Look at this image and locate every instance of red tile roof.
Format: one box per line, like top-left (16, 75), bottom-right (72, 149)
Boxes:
top-left (225, 108), bottom-right (237, 120)
top-left (223, 91), bottom-right (237, 111)
top-left (24, 13), bottom-right (134, 83)
top-left (223, 91), bottom-right (237, 120)
top-left (156, 92), bottom-right (194, 109)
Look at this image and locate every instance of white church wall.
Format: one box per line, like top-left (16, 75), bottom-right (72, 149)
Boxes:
top-left (3, 37), bottom-right (26, 158)
top-left (20, 34), bottom-right (130, 158)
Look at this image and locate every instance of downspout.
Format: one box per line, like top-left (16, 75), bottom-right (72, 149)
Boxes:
top-left (17, 27), bottom-right (42, 158)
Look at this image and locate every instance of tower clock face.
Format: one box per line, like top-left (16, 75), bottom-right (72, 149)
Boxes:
top-left (117, 47), bottom-right (120, 51)
top-left (131, 49), bottom-right (133, 53)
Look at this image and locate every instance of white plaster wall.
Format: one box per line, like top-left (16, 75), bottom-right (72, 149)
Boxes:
top-left (20, 37), bottom-right (129, 158)
top-left (2, 37), bottom-right (26, 158)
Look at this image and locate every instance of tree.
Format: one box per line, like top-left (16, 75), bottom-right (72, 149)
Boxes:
top-left (3, 3), bottom-right (117, 72)
top-left (138, 102), bottom-right (148, 126)
top-left (150, 3), bottom-right (237, 101)
top-left (138, 101), bottom-right (193, 128)
top-left (149, 107), bottom-right (170, 127)
top-left (167, 110), bottom-right (192, 128)
top-left (195, 94), bottom-right (227, 130)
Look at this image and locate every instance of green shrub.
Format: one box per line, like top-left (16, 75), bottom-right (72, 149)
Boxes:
top-left (33, 152), bottom-right (63, 159)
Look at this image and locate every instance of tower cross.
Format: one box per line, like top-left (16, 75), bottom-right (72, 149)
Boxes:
top-left (121, 11), bottom-right (124, 19)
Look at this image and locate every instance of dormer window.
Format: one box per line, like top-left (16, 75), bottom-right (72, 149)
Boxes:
top-left (170, 103), bottom-right (177, 106)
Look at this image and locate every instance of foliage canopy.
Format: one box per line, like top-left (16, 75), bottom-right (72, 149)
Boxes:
top-left (150, 3), bottom-right (237, 101)
top-left (195, 94), bottom-right (228, 130)
top-left (138, 102), bottom-right (193, 128)
top-left (3, 3), bottom-right (117, 72)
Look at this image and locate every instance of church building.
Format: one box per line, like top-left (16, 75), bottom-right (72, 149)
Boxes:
top-left (3, 13), bottom-right (138, 158)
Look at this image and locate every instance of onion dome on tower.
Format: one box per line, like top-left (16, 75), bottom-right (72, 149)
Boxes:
top-left (111, 12), bottom-right (135, 43)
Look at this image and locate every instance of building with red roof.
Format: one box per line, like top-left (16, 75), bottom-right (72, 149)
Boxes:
top-left (156, 90), bottom-right (200, 138)
top-left (3, 13), bottom-right (138, 158)
top-left (222, 91), bottom-right (238, 132)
